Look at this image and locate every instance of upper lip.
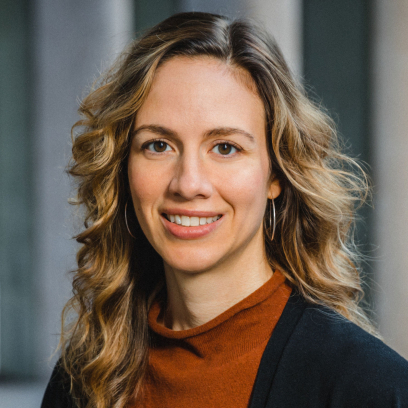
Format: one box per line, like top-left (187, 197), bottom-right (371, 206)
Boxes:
top-left (161, 209), bottom-right (222, 217)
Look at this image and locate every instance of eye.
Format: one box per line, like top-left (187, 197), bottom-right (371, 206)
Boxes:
top-left (212, 143), bottom-right (239, 156)
top-left (145, 141), bottom-right (172, 153)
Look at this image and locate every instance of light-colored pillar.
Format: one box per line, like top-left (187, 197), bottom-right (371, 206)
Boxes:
top-left (32, 0), bottom-right (134, 379)
top-left (179, 0), bottom-right (302, 78)
top-left (245, 0), bottom-right (303, 79)
top-left (372, 0), bottom-right (408, 358)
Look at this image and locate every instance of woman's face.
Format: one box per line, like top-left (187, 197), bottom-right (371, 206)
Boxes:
top-left (128, 56), bottom-right (280, 274)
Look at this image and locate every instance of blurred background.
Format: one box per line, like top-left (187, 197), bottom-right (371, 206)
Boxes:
top-left (1, 0), bottom-right (407, 406)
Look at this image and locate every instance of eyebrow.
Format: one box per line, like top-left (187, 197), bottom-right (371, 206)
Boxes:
top-left (132, 124), bottom-right (256, 144)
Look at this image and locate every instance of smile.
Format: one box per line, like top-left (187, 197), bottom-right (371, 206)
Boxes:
top-left (164, 214), bottom-right (222, 227)
top-left (160, 212), bottom-right (224, 239)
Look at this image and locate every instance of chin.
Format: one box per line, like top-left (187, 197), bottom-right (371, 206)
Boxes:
top-left (162, 248), bottom-right (225, 274)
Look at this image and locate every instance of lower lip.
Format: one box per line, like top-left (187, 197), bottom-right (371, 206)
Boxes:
top-left (160, 214), bottom-right (223, 239)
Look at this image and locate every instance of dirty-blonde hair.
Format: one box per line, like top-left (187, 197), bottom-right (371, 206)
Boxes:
top-left (61, 11), bottom-right (375, 408)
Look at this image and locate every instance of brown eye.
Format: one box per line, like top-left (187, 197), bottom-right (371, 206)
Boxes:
top-left (153, 141), bottom-right (167, 152)
top-left (146, 141), bottom-right (170, 153)
top-left (218, 144), bottom-right (231, 155)
top-left (213, 143), bottom-right (238, 156)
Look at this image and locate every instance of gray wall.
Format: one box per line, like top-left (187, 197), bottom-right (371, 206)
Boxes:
top-left (180, 0), bottom-right (247, 17)
top-left (0, 0), bottom-right (35, 378)
top-left (372, 0), bottom-right (408, 358)
top-left (302, 1), bottom-right (373, 310)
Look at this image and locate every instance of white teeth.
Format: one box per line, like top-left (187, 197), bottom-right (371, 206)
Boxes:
top-left (166, 214), bottom-right (221, 226)
top-left (181, 215), bottom-right (190, 226)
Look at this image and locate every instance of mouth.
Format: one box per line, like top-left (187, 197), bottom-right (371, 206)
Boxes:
top-left (163, 213), bottom-right (222, 227)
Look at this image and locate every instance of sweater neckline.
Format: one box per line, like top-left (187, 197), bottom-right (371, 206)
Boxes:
top-left (148, 270), bottom-right (286, 340)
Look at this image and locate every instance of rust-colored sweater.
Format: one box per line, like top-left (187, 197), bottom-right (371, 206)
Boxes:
top-left (141, 271), bottom-right (292, 408)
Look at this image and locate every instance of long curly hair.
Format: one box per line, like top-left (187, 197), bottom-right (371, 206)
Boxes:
top-left (61, 11), bottom-right (375, 408)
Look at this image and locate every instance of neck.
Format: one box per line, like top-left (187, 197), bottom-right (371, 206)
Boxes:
top-left (162, 245), bottom-right (273, 331)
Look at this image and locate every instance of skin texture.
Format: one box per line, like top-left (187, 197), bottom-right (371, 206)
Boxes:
top-left (128, 57), bottom-right (281, 330)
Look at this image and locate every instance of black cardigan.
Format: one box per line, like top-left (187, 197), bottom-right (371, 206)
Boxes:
top-left (249, 293), bottom-right (408, 407)
top-left (42, 293), bottom-right (408, 407)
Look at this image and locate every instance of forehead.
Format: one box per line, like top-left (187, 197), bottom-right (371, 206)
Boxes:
top-left (135, 56), bottom-right (266, 135)
top-left (156, 55), bottom-right (260, 93)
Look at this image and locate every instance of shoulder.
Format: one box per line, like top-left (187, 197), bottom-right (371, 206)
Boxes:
top-left (41, 361), bottom-right (77, 408)
top-left (270, 295), bottom-right (408, 407)
top-left (298, 303), bottom-right (408, 376)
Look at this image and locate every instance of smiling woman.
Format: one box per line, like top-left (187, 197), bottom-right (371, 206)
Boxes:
top-left (128, 57), bottom-right (277, 285)
top-left (42, 11), bottom-right (408, 408)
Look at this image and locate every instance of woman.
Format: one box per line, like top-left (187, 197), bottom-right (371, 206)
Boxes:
top-left (42, 11), bottom-right (408, 408)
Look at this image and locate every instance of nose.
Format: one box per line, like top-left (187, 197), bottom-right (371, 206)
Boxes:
top-left (168, 151), bottom-right (213, 200)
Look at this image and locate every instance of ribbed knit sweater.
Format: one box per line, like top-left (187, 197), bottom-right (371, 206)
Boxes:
top-left (141, 270), bottom-right (292, 408)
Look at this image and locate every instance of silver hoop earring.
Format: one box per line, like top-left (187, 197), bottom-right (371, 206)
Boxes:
top-left (125, 200), bottom-right (136, 239)
top-left (264, 198), bottom-right (276, 241)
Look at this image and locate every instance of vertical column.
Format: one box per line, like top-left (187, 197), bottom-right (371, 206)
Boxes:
top-left (32, 0), bottom-right (134, 378)
top-left (178, 0), bottom-right (302, 75)
top-left (302, 1), bottom-right (373, 306)
top-left (372, 0), bottom-right (408, 358)
top-left (0, 0), bottom-right (34, 377)
top-left (245, 0), bottom-right (303, 79)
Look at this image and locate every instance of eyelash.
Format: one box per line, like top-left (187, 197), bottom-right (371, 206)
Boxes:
top-left (141, 139), bottom-right (243, 156)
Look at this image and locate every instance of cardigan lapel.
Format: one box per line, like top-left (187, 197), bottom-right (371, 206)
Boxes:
top-left (248, 291), bottom-right (307, 408)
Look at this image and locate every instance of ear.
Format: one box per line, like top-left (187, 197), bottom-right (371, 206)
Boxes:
top-left (267, 177), bottom-right (281, 200)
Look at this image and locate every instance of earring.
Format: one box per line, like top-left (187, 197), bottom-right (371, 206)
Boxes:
top-left (264, 198), bottom-right (276, 241)
top-left (125, 200), bottom-right (136, 239)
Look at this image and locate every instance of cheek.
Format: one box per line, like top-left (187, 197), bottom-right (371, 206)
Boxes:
top-left (128, 160), bottom-right (167, 215)
top-left (216, 162), bottom-right (269, 215)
